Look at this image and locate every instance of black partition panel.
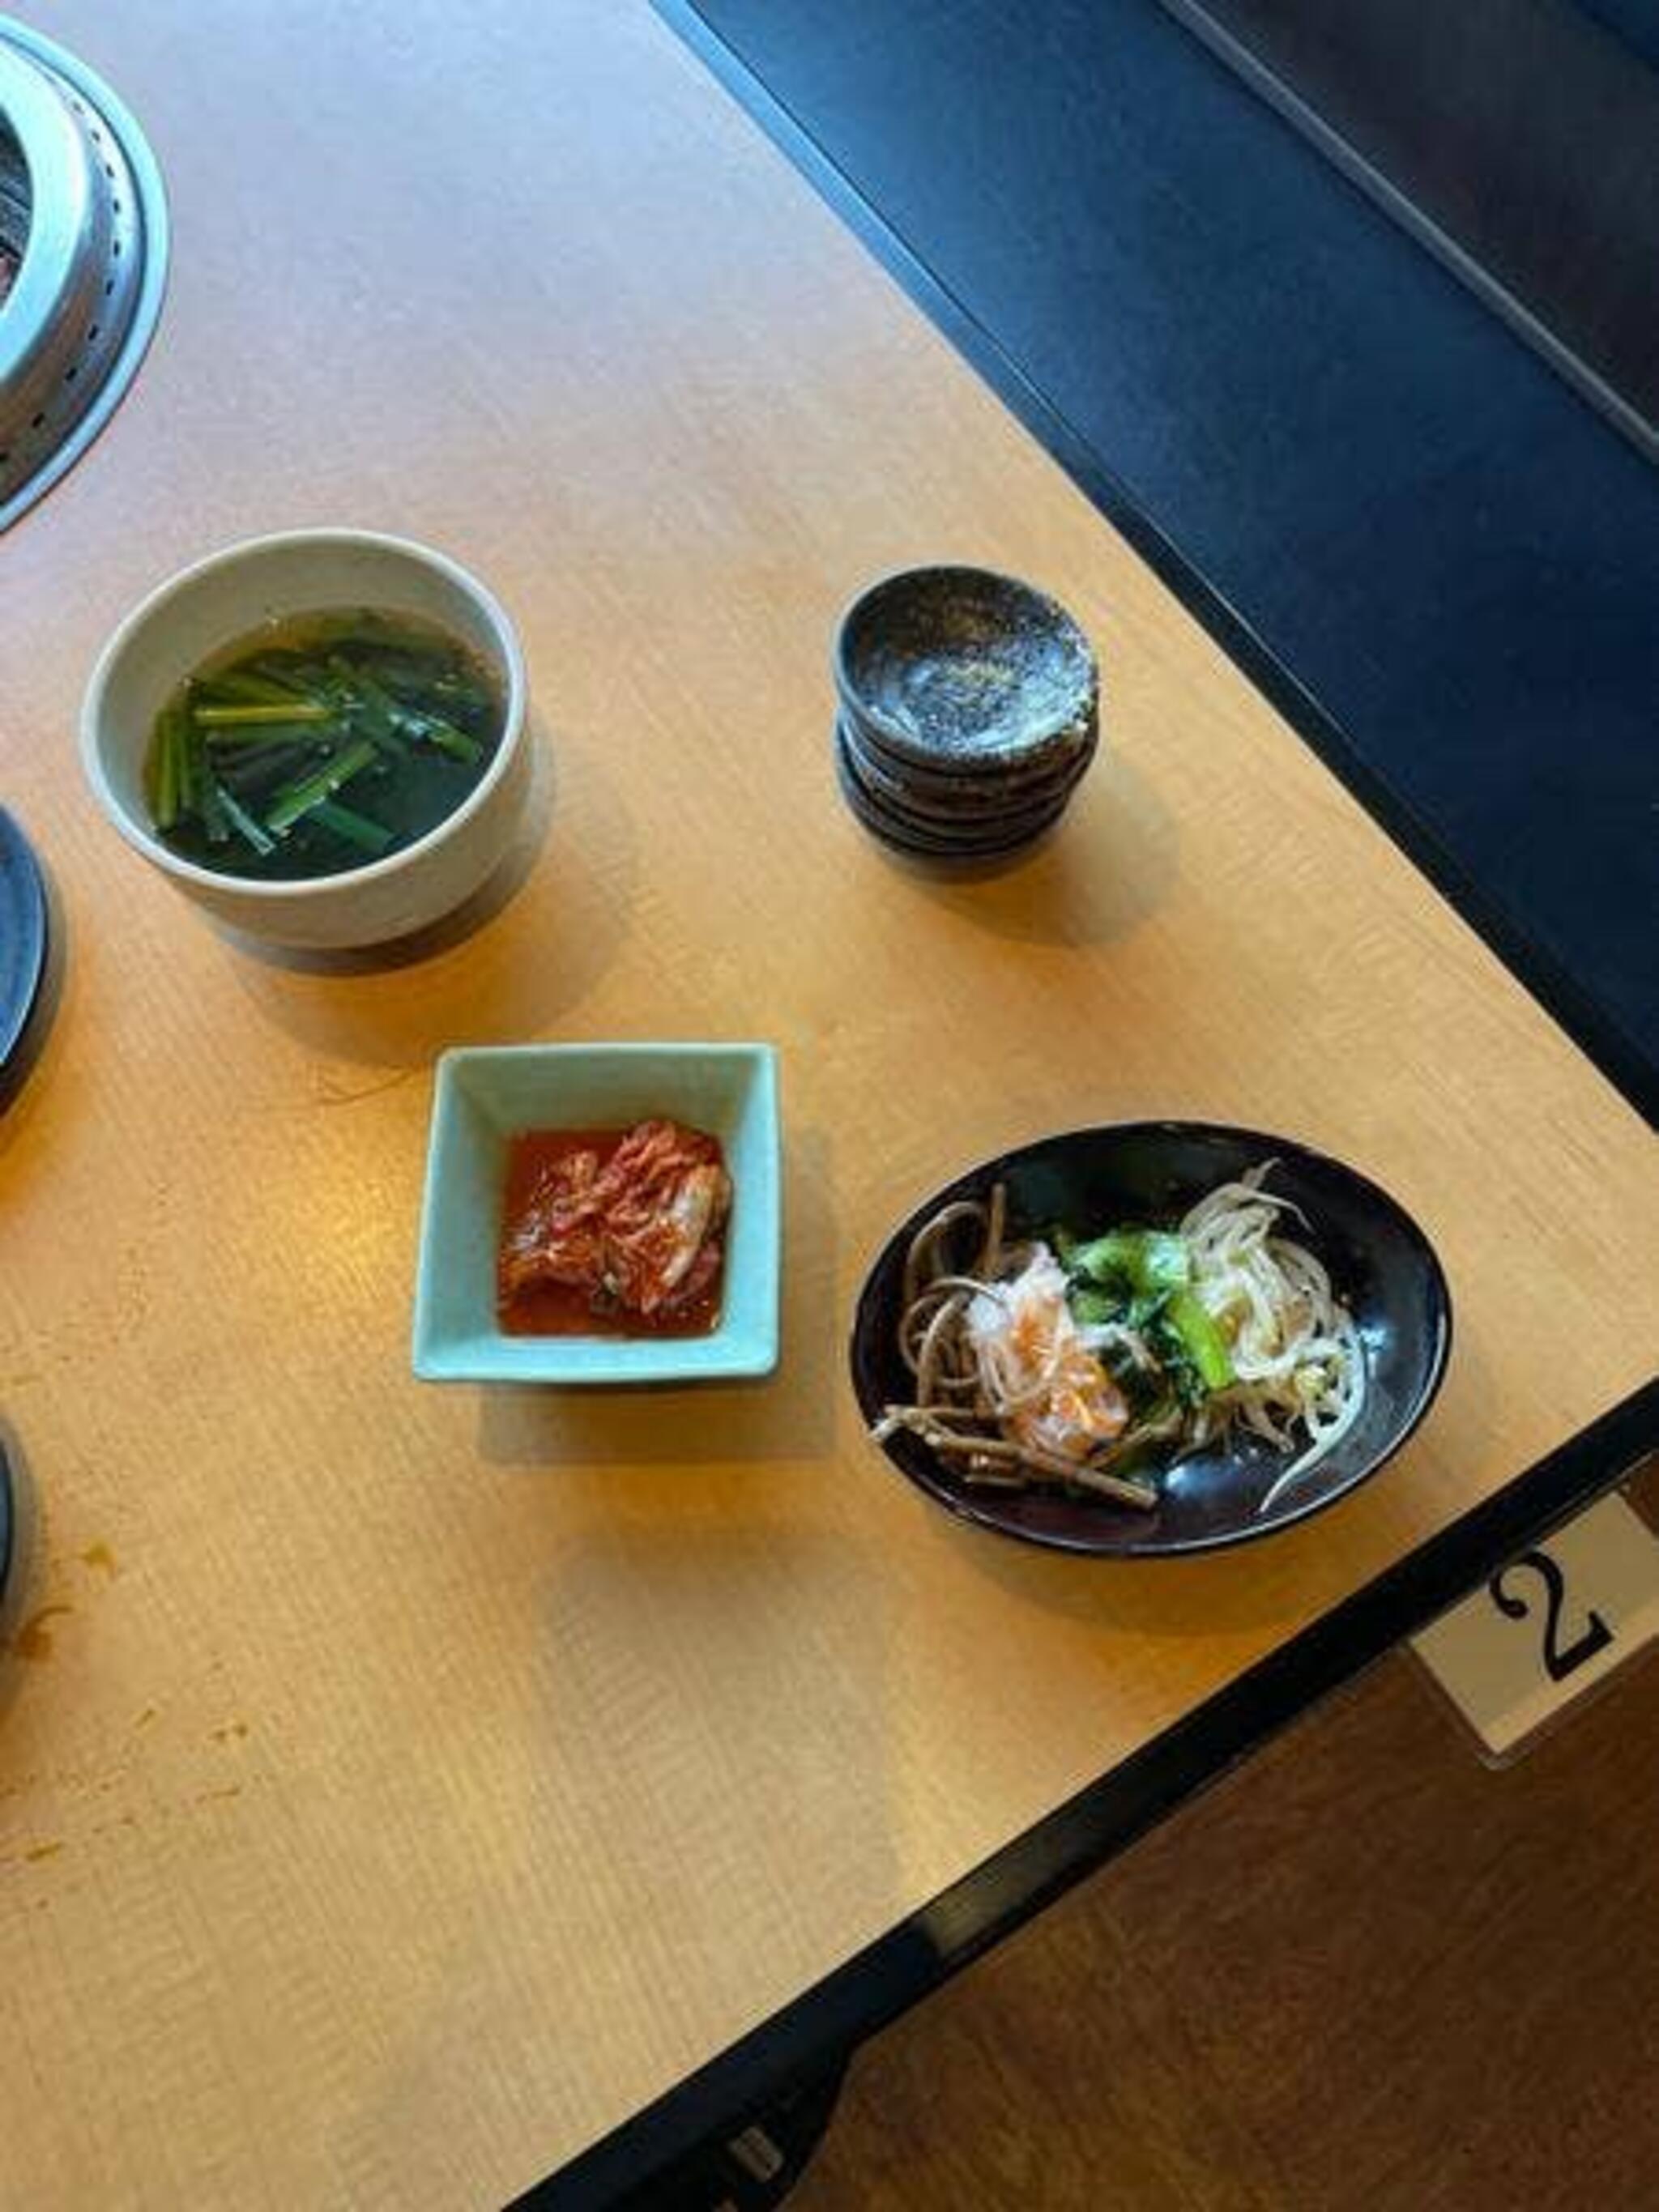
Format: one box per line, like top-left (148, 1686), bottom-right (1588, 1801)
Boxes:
top-left (1168, 0), bottom-right (1659, 446)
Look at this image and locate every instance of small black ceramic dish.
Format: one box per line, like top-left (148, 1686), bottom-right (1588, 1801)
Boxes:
top-left (834, 723), bottom-right (1071, 858)
top-left (833, 565), bottom-right (1098, 858)
top-left (0, 806), bottom-right (49, 1083)
top-left (850, 1123), bottom-right (1452, 1558)
top-left (839, 714), bottom-right (1091, 825)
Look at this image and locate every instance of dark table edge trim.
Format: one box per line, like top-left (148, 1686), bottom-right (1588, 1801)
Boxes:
top-left (651, 0), bottom-right (1657, 1131)
top-left (517, 1376), bottom-right (1657, 2212)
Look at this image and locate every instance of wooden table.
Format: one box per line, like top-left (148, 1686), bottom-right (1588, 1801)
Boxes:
top-left (1, 4), bottom-right (1653, 2205)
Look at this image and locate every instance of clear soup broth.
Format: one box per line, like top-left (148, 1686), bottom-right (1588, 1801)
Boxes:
top-left (143, 607), bottom-right (505, 880)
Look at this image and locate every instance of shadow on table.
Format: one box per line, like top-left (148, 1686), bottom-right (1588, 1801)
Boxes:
top-left (932, 1507), bottom-right (1323, 1644)
top-left (928, 1383), bottom-right (1485, 1647)
top-left (478, 1371), bottom-right (830, 1471)
top-left (477, 1123), bottom-right (838, 1468)
top-left (874, 748), bottom-right (1178, 952)
top-left (213, 718), bottom-right (639, 1066)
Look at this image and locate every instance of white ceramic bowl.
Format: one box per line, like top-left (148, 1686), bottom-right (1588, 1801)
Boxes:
top-left (79, 529), bottom-right (531, 949)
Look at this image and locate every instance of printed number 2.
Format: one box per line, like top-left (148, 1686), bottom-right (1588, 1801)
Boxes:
top-left (1487, 1549), bottom-right (1614, 1685)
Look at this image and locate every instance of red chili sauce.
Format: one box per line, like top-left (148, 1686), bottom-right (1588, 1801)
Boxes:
top-left (497, 1117), bottom-right (731, 1338)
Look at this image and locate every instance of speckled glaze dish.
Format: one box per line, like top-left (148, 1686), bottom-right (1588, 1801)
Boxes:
top-left (834, 724), bottom-right (1072, 857)
top-left (839, 714), bottom-right (1092, 820)
top-left (835, 565), bottom-right (1098, 767)
top-left (832, 565), bottom-right (1099, 857)
top-left (851, 1122), bottom-right (1452, 1557)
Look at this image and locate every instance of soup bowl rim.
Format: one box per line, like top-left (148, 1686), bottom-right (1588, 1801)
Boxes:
top-left (79, 525), bottom-right (528, 902)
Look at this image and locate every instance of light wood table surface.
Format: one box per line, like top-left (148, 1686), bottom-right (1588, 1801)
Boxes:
top-left (1, 4), bottom-right (1653, 2206)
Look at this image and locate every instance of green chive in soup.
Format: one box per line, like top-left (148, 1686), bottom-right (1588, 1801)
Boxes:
top-left (142, 607), bottom-right (505, 880)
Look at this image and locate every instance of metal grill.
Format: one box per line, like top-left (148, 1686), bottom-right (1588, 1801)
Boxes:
top-left (0, 21), bottom-right (167, 529)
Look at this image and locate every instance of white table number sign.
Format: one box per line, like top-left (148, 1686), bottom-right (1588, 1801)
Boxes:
top-left (1411, 1490), bottom-right (1658, 1761)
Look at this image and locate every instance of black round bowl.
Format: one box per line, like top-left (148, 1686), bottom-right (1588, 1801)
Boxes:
top-left (834, 724), bottom-right (1071, 856)
top-left (0, 808), bottom-right (48, 1083)
top-left (839, 713), bottom-right (1094, 820)
top-left (849, 1122), bottom-right (1452, 1557)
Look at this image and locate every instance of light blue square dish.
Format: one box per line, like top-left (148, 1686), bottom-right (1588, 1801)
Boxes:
top-left (412, 1042), bottom-right (780, 1383)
